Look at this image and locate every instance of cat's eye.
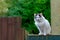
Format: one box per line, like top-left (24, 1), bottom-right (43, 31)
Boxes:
top-left (39, 15), bottom-right (41, 17)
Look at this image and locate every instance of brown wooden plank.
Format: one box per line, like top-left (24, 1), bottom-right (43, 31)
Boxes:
top-left (7, 18), bottom-right (12, 40)
top-left (16, 17), bottom-right (21, 40)
top-left (7, 17), bottom-right (15, 40)
top-left (12, 17), bottom-right (15, 40)
top-left (16, 17), bottom-right (24, 40)
top-left (16, 28), bottom-right (24, 40)
top-left (14, 17), bottom-right (17, 40)
top-left (0, 18), bottom-right (2, 40)
top-left (1, 17), bottom-right (8, 40)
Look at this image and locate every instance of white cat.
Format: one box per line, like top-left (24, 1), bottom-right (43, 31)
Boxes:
top-left (34, 13), bottom-right (51, 35)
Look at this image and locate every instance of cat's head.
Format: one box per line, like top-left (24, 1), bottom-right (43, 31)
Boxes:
top-left (34, 13), bottom-right (44, 22)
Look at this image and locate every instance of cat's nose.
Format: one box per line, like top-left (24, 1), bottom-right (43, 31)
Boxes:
top-left (36, 18), bottom-right (40, 20)
top-left (36, 18), bottom-right (38, 20)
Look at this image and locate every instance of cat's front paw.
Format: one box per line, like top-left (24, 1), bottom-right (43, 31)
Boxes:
top-left (39, 33), bottom-right (43, 35)
top-left (44, 33), bottom-right (46, 36)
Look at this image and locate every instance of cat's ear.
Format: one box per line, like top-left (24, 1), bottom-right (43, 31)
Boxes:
top-left (40, 13), bottom-right (43, 16)
top-left (34, 13), bottom-right (36, 16)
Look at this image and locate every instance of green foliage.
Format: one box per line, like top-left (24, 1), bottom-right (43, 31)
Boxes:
top-left (5, 0), bottom-right (51, 34)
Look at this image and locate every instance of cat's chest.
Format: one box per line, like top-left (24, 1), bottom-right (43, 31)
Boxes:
top-left (35, 21), bottom-right (44, 27)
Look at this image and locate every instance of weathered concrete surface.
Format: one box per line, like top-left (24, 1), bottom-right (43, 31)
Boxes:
top-left (51, 0), bottom-right (60, 35)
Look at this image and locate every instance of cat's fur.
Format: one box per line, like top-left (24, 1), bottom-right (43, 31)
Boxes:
top-left (34, 13), bottom-right (51, 35)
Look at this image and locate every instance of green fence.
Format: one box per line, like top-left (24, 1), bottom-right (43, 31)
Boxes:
top-left (26, 34), bottom-right (60, 40)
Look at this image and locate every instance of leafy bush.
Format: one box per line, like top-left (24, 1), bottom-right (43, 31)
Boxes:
top-left (5, 0), bottom-right (51, 34)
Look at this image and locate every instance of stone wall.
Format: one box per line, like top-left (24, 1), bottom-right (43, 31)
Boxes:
top-left (51, 0), bottom-right (60, 35)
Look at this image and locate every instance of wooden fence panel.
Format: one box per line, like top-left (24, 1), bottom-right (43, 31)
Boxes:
top-left (0, 17), bottom-right (24, 40)
top-left (2, 18), bottom-right (8, 40)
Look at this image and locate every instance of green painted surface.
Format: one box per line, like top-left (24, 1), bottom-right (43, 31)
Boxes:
top-left (26, 35), bottom-right (60, 40)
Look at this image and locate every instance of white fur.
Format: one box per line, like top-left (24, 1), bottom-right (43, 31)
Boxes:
top-left (34, 14), bottom-right (51, 35)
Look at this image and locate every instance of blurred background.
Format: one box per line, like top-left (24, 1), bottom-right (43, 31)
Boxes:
top-left (0, 0), bottom-right (51, 34)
